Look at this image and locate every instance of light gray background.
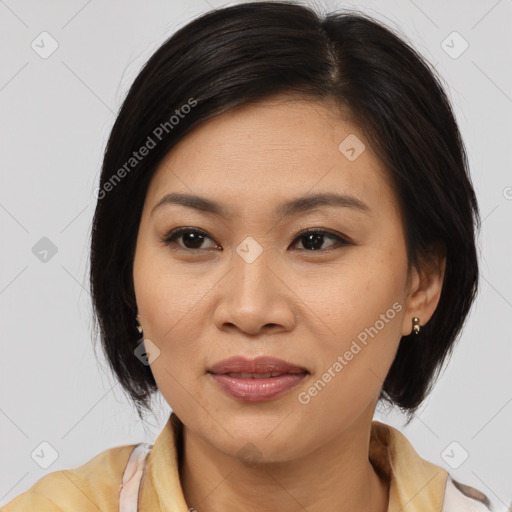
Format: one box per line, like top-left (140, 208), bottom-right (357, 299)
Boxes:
top-left (1, 0), bottom-right (511, 508)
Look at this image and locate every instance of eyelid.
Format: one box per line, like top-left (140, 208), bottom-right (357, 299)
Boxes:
top-left (289, 228), bottom-right (352, 250)
top-left (161, 226), bottom-right (220, 250)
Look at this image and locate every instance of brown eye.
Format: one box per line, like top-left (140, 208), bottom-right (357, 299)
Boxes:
top-left (162, 228), bottom-right (220, 251)
top-left (290, 229), bottom-right (351, 251)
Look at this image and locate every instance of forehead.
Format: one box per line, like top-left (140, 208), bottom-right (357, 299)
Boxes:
top-left (145, 96), bottom-right (398, 217)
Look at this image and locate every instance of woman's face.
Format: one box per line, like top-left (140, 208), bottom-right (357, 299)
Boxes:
top-left (133, 95), bottom-right (441, 462)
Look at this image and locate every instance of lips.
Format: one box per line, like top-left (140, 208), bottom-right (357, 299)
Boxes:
top-left (223, 372), bottom-right (285, 379)
top-left (207, 356), bottom-right (308, 376)
top-left (207, 356), bottom-right (309, 402)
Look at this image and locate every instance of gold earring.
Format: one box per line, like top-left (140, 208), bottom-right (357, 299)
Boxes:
top-left (412, 317), bottom-right (421, 335)
top-left (136, 315), bottom-right (143, 334)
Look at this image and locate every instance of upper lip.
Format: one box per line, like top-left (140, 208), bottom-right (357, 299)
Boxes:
top-left (207, 356), bottom-right (309, 375)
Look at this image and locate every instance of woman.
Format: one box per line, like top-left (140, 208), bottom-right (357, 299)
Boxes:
top-left (4, 1), bottom-right (495, 511)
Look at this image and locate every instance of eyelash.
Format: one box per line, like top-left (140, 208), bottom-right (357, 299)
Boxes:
top-left (160, 227), bottom-right (352, 253)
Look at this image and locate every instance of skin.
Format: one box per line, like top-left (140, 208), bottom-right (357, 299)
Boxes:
top-left (132, 94), bottom-right (446, 512)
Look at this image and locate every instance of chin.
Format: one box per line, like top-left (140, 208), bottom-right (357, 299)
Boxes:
top-left (200, 416), bottom-right (311, 464)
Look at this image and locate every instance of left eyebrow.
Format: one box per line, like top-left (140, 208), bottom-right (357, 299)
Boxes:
top-left (275, 192), bottom-right (371, 219)
top-left (150, 192), bottom-right (371, 219)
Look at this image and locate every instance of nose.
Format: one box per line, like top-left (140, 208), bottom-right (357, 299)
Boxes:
top-left (212, 248), bottom-right (296, 336)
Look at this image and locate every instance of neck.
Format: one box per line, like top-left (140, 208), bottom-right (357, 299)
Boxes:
top-left (179, 412), bottom-right (389, 512)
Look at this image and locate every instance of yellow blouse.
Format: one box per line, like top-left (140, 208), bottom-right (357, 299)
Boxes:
top-left (3, 413), bottom-right (492, 511)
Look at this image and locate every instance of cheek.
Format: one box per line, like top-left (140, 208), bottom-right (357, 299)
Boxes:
top-left (133, 235), bottom-right (210, 337)
top-left (296, 300), bottom-right (404, 434)
top-left (133, 242), bottom-right (219, 411)
top-left (295, 244), bottom-right (406, 346)
top-left (293, 250), bottom-right (406, 413)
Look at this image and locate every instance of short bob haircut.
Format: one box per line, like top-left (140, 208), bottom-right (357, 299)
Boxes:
top-left (90, 1), bottom-right (480, 420)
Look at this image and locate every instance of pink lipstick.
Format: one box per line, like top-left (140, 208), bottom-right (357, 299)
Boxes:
top-left (207, 356), bottom-right (308, 402)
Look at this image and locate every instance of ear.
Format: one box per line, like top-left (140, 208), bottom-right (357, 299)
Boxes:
top-left (401, 242), bottom-right (446, 336)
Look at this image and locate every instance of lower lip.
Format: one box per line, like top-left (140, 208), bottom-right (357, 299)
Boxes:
top-left (209, 372), bottom-right (308, 402)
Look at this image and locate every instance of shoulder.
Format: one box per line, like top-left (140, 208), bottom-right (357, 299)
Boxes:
top-left (370, 421), bottom-right (499, 512)
top-left (442, 475), bottom-right (496, 512)
top-left (2, 443), bottom-right (139, 512)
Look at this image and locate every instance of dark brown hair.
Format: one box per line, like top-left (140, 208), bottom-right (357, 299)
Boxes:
top-left (90, 1), bottom-right (480, 420)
